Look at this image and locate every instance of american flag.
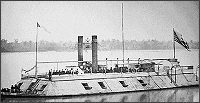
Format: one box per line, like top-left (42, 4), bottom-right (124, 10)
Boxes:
top-left (37, 22), bottom-right (51, 33)
top-left (173, 29), bottom-right (190, 51)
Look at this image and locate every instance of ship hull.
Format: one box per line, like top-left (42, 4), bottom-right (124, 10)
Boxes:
top-left (1, 72), bottom-right (199, 100)
top-left (1, 84), bottom-right (199, 99)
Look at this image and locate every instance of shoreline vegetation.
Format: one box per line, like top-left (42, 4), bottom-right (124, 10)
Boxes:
top-left (1, 39), bottom-right (199, 52)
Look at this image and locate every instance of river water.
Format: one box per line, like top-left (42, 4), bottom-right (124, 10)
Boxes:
top-left (1, 49), bottom-right (199, 102)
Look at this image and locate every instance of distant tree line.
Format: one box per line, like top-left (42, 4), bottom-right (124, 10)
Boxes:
top-left (1, 39), bottom-right (77, 52)
top-left (99, 39), bottom-right (199, 50)
top-left (1, 39), bottom-right (199, 52)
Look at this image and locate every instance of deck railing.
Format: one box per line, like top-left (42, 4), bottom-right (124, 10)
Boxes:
top-left (23, 58), bottom-right (197, 84)
top-left (36, 58), bottom-right (161, 75)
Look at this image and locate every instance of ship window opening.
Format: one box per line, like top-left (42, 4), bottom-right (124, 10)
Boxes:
top-left (27, 82), bottom-right (35, 90)
top-left (138, 79), bottom-right (144, 83)
top-left (119, 81), bottom-right (128, 87)
top-left (98, 82), bottom-right (107, 89)
top-left (18, 83), bottom-right (23, 88)
top-left (188, 66), bottom-right (193, 69)
top-left (137, 79), bottom-right (147, 86)
top-left (81, 83), bottom-right (92, 90)
top-left (40, 84), bottom-right (47, 91)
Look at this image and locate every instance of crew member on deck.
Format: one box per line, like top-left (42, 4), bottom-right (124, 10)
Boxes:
top-left (48, 70), bottom-right (52, 81)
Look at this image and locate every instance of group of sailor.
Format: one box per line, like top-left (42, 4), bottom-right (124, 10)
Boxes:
top-left (1, 84), bottom-right (21, 93)
top-left (49, 69), bottom-right (79, 75)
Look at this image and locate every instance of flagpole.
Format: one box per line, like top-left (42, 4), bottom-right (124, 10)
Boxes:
top-left (121, 3), bottom-right (124, 74)
top-left (173, 28), bottom-right (175, 59)
top-left (173, 28), bottom-right (176, 83)
top-left (35, 22), bottom-right (38, 79)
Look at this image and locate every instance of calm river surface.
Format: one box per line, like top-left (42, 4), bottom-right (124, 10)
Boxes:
top-left (1, 49), bottom-right (199, 102)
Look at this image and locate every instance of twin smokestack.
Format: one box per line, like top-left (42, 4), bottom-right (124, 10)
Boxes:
top-left (78, 35), bottom-right (98, 72)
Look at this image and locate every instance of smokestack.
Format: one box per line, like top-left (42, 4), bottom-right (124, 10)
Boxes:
top-left (78, 36), bottom-right (83, 66)
top-left (92, 35), bottom-right (98, 72)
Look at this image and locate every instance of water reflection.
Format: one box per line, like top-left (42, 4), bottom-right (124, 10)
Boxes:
top-left (120, 95), bottom-right (128, 102)
top-left (3, 86), bottom-right (198, 102)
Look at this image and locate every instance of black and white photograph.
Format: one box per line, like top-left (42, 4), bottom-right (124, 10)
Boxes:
top-left (1, 1), bottom-right (199, 102)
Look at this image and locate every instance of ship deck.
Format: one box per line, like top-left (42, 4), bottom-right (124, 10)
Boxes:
top-left (40, 68), bottom-right (197, 81)
top-left (41, 72), bottom-right (157, 81)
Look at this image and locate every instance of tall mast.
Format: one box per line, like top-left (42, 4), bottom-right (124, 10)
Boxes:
top-left (122, 3), bottom-right (124, 73)
top-left (35, 22), bottom-right (38, 79)
top-left (173, 28), bottom-right (175, 58)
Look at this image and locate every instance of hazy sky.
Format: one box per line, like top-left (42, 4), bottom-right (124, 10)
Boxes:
top-left (1, 1), bottom-right (199, 42)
